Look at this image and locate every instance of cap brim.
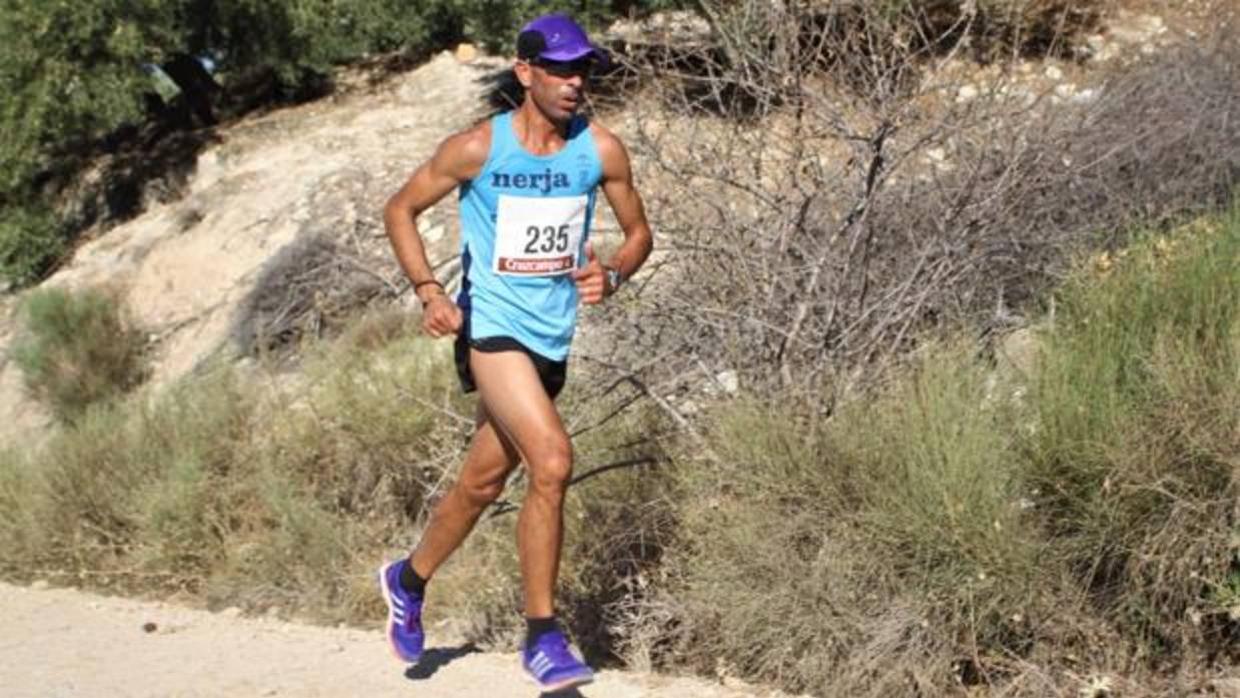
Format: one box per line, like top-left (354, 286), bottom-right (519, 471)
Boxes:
top-left (541, 44), bottom-right (610, 67)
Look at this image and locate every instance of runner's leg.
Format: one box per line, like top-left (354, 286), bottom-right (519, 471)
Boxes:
top-left (468, 349), bottom-right (571, 620)
top-left (409, 404), bottom-right (522, 578)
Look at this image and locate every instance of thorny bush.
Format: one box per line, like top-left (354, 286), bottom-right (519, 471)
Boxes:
top-left (598, 2), bottom-right (1239, 406)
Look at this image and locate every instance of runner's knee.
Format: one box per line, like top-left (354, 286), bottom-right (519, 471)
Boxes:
top-left (527, 438), bottom-right (573, 494)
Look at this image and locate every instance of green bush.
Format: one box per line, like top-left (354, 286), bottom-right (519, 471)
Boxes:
top-left (1024, 211), bottom-right (1240, 648)
top-left (0, 1), bottom-right (164, 195)
top-left (11, 286), bottom-right (149, 422)
top-left (633, 210), bottom-right (1239, 695)
top-left (0, 205), bottom-right (63, 286)
top-left (651, 348), bottom-right (1054, 695)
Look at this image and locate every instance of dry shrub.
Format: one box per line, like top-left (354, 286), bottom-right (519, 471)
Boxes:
top-left (332, 304), bottom-right (416, 353)
top-left (232, 233), bottom-right (397, 357)
top-left (269, 334), bottom-right (468, 525)
top-left (920, 0), bottom-right (1105, 58)
top-left (0, 372), bottom-right (254, 591)
top-left (607, 1), bottom-right (1105, 115)
top-left (609, 6), bottom-right (1239, 407)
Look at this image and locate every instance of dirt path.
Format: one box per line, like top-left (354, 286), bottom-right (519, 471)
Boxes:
top-left (0, 581), bottom-right (786, 698)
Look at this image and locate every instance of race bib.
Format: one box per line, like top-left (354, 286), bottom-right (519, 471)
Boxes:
top-left (493, 194), bottom-right (587, 276)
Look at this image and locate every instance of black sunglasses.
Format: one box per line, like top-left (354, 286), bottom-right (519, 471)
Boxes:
top-left (530, 57), bottom-right (595, 79)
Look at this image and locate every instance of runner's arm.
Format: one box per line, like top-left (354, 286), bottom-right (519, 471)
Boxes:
top-left (384, 125), bottom-right (488, 306)
top-left (595, 126), bottom-right (654, 287)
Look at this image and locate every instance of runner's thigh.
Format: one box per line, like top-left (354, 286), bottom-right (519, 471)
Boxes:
top-left (468, 349), bottom-right (569, 465)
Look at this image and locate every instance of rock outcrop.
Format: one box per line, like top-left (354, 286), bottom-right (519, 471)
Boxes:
top-left (0, 51), bottom-right (503, 446)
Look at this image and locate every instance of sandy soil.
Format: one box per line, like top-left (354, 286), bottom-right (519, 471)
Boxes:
top-left (0, 581), bottom-right (787, 698)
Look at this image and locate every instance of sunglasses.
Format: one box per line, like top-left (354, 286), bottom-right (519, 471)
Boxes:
top-left (529, 57), bottom-right (595, 79)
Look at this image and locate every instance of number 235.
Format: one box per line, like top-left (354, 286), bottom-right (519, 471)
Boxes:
top-left (524, 225), bottom-right (571, 254)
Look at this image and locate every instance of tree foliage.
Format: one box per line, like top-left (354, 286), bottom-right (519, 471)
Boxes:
top-left (0, 0), bottom-right (683, 286)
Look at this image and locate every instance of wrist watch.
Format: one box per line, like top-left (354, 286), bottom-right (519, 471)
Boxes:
top-left (604, 265), bottom-right (623, 295)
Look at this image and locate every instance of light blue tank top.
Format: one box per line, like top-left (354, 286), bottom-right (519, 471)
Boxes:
top-left (456, 111), bottom-right (603, 360)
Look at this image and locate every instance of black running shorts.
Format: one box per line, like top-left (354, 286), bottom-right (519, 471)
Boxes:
top-left (454, 333), bottom-right (567, 400)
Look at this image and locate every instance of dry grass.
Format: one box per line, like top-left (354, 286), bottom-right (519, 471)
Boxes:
top-left (0, 322), bottom-right (466, 622)
top-left (614, 209), bottom-right (1239, 696)
top-left (10, 285), bottom-right (149, 422)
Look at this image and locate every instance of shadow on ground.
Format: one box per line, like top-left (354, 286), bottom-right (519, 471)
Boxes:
top-left (403, 642), bottom-right (595, 697)
top-left (403, 642), bottom-right (482, 680)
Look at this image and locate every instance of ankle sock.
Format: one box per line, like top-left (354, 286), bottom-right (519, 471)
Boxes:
top-left (399, 561), bottom-right (428, 597)
top-left (525, 616), bottom-right (559, 647)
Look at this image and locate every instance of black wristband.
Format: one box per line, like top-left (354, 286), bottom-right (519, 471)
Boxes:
top-left (413, 279), bottom-right (443, 291)
top-left (420, 294), bottom-right (449, 310)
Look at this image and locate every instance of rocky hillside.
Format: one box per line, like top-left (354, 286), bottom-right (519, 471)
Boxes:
top-left (0, 49), bottom-right (505, 445)
top-left (0, 5), bottom-right (1207, 447)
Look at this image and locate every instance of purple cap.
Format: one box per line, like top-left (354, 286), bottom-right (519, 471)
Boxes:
top-left (517, 13), bottom-right (606, 63)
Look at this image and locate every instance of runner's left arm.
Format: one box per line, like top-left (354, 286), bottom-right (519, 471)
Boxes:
top-left (575, 125), bottom-right (653, 304)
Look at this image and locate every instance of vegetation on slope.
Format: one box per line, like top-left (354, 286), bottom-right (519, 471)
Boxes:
top-left (2, 1), bottom-right (1237, 695)
top-left (2, 208), bottom-right (1235, 695)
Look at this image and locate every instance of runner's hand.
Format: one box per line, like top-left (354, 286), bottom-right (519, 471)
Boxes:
top-left (421, 294), bottom-right (462, 337)
top-left (572, 242), bottom-right (607, 305)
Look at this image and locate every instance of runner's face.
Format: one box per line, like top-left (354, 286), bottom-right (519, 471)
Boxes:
top-left (521, 58), bottom-right (591, 121)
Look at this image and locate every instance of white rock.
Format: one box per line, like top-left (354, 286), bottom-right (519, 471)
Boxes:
top-left (956, 84), bottom-right (979, 103)
top-left (714, 370), bottom-right (739, 395)
top-left (1070, 88), bottom-right (1100, 105)
top-left (1044, 65), bottom-right (1064, 81)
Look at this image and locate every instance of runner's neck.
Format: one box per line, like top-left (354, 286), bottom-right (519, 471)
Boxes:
top-left (512, 102), bottom-right (573, 156)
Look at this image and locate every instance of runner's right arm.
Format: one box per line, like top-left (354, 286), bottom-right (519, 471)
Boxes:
top-left (384, 123), bottom-right (490, 337)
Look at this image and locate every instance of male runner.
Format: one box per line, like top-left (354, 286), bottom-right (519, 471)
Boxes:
top-left (377, 13), bottom-right (653, 693)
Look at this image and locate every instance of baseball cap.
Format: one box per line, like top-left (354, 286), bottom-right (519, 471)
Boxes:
top-left (516, 13), bottom-right (607, 65)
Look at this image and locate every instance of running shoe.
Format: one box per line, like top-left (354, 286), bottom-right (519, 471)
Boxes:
top-left (377, 558), bottom-right (424, 664)
top-left (521, 629), bottom-right (595, 692)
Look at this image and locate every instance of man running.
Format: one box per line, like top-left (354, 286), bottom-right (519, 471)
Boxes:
top-left (377, 13), bottom-right (653, 693)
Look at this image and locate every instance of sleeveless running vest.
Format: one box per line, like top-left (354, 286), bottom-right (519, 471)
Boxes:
top-left (456, 111), bottom-right (603, 360)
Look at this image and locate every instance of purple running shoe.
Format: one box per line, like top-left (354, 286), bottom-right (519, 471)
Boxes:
top-left (521, 629), bottom-right (594, 692)
top-left (377, 559), bottom-right (424, 664)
